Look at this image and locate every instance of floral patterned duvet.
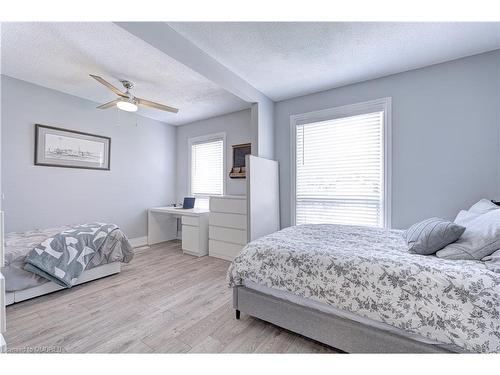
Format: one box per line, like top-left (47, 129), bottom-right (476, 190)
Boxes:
top-left (227, 224), bottom-right (500, 353)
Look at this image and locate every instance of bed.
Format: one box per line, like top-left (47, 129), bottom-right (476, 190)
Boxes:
top-left (3, 224), bottom-right (134, 305)
top-left (228, 224), bottom-right (500, 353)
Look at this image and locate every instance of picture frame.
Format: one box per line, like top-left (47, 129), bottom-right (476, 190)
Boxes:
top-left (229, 143), bottom-right (251, 179)
top-left (34, 124), bottom-right (111, 170)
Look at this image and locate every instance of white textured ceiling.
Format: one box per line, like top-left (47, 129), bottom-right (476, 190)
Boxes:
top-left (0, 22), bottom-right (250, 125)
top-left (169, 22), bottom-right (500, 101)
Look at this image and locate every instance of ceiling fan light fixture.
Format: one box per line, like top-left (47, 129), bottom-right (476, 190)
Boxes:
top-left (90, 74), bottom-right (178, 113)
top-left (116, 99), bottom-right (138, 112)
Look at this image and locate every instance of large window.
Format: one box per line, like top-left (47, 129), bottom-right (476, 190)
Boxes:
top-left (189, 133), bottom-right (225, 208)
top-left (292, 98), bottom-right (391, 228)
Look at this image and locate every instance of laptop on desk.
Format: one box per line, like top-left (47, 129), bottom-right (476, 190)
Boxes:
top-left (175, 197), bottom-right (195, 210)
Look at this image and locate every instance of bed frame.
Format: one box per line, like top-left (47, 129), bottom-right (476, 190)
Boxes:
top-left (6, 262), bottom-right (121, 305)
top-left (233, 286), bottom-right (459, 353)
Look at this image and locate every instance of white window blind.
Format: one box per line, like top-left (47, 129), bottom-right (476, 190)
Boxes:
top-left (295, 111), bottom-right (385, 227)
top-left (190, 139), bottom-right (224, 197)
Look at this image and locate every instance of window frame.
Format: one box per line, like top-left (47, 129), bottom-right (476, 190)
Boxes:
top-left (188, 132), bottom-right (227, 201)
top-left (290, 97), bottom-right (392, 228)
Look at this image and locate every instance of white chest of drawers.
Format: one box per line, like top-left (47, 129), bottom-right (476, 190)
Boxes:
top-left (209, 196), bottom-right (247, 261)
top-left (1, 211), bottom-right (6, 353)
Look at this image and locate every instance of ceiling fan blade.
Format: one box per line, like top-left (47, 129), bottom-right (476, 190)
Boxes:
top-left (89, 74), bottom-right (127, 98)
top-left (137, 98), bottom-right (179, 113)
top-left (96, 99), bottom-right (121, 109)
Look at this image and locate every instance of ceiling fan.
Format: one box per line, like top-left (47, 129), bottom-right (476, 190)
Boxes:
top-left (89, 74), bottom-right (179, 114)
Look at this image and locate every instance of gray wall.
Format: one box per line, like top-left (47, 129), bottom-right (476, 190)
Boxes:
top-left (176, 109), bottom-right (252, 201)
top-left (1, 75), bottom-right (176, 238)
top-left (275, 50), bottom-right (500, 229)
top-left (0, 70), bottom-right (2, 211)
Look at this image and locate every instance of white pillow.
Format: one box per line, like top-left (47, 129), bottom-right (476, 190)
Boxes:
top-left (468, 199), bottom-right (499, 215)
top-left (454, 210), bottom-right (480, 226)
top-left (436, 209), bottom-right (500, 260)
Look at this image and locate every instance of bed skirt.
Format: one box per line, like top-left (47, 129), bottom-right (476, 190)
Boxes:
top-left (232, 286), bottom-right (460, 353)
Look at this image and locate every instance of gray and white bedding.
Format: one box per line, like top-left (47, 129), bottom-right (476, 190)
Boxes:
top-left (228, 224), bottom-right (500, 353)
top-left (3, 224), bottom-right (134, 292)
top-left (24, 223), bottom-right (130, 288)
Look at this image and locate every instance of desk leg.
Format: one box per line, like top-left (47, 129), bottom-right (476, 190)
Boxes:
top-left (147, 210), bottom-right (178, 245)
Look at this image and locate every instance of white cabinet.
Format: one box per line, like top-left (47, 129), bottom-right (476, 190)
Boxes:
top-left (209, 196), bottom-right (247, 261)
top-left (210, 197), bottom-right (246, 215)
top-left (209, 226), bottom-right (246, 245)
top-left (0, 211), bottom-right (6, 353)
top-left (209, 212), bottom-right (247, 230)
top-left (181, 214), bottom-right (209, 257)
top-left (209, 240), bottom-right (244, 260)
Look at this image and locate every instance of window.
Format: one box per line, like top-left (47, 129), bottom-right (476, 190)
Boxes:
top-left (291, 98), bottom-right (391, 228)
top-left (189, 133), bottom-right (225, 209)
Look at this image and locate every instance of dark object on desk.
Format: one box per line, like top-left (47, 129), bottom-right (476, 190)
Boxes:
top-left (175, 197), bottom-right (195, 209)
top-left (230, 143), bottom-right (251, 179)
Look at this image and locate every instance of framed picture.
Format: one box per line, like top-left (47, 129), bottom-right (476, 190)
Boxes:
top-left (34, 124), bottom-right (111, 170)
top-left (229, 143), bottom-right (251, 178)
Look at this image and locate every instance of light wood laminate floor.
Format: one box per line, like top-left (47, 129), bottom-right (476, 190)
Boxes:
top-left (5, 241), bottom-right (337, 353)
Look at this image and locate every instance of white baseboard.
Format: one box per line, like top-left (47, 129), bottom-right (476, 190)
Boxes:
top-left (129, 236), bottom-right (148, 248)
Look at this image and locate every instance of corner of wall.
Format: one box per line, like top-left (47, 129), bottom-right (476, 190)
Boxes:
top-left (251, 99), bottom-right (276, 160)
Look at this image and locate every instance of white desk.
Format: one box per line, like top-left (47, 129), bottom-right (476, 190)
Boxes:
top-left (148, 207), bottom-right (210, 257)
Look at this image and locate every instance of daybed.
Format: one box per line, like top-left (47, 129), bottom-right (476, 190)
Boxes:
top-left (3, 224), bottom-right (133, 305)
